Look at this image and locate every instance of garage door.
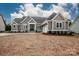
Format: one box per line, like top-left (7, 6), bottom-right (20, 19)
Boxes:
top-left (43, 25), bottom-right (48, 33)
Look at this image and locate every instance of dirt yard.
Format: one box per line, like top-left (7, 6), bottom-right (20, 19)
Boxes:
top-left (0, 33), bottom-right (79, 56)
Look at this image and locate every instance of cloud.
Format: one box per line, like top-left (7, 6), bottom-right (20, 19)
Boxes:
top-left (72, 3), bottom-right (78, 8)
top-left (11, 3), bottom-right (45, 19)
top-left (71, 3), bottom-right (78, 15)
top-left (58, 3), bottom-right (67, 7)
top-left (63, 11), bottom-right (71, 19)
top-left (51, 4), bottom-right (71, 19)
top-left (52, 4), bottom-right (65, 13)
top-left (36, 4), bottom-right (43, 8)
top-left (20, 5), bottom-right (24, 10)
top-left (23, 4), bottom-right (43, 17)
top-left (10, 3), bottom-right (71, 20)
top-left (11, 12), bottom-right (23, 19)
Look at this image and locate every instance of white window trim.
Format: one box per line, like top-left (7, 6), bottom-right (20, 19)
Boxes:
top-left (52, 20), bottom-right (70, 31)
top-left (11, 24), bottom-right (18, 31)
top-left (11, 20), bottom-right (18, 30)
top-left (28, 17), bottom-right (37, 24)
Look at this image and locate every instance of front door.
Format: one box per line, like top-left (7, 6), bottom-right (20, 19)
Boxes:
top-left (30, 24), bottom-right (35, 32)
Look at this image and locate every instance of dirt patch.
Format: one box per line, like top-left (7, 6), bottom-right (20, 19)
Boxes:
top-left (0, 33), bottom-right (79, 56)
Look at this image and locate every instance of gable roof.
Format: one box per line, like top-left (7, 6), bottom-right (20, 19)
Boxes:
top-left (12, 12), bottom-right (70, 24)
top-left (14, 18), bottom-right (23, 24)
top-left (48, 12), bottom-right (71, 21)
top-left (13, 16), bottom-right (47, 24)
top-left (21, 16), bottom-right (31, 24)
top-left (32, 17), bottom-right (47, 23)
top-left (54, 13), bottom-right (65, 20)
top-left (71, 16), bottom-right (79, 27)
top-left (48, 12), bottom-right (57, 20)
top-left (0, 14), bottom-right (6, 26)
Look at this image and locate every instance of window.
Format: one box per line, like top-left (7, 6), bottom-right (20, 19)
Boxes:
top-left (14, 25), bottom-right (15, 28)
top-left (65, 22), bottom-right (68, 29)
top-left (57, 23), bottom-right (59, 28)
top-left (56, 23), bottom-right (62, 29)
top-left (26, 26), bottom-right (27, 29)
top-left (60, 23), bottom-right (62, 28)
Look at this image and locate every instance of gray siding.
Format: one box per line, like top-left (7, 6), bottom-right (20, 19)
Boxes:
top-left (48, 21), bottom-right (52, 31)
top-left (54, 14), bottom-right (64, 20)
top-left (36, 23), bottom-right (42, 32)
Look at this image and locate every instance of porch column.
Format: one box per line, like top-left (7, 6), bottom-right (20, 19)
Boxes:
top-left (35, 24), bottom-right (36, 31)
top-left (54, 22), bottom-right (56, 29)
top-left (68, 22), bottom-right (69, 30)
top-left (62, 22), bottom-right (64, 29)
top-left (64, 22), bottom-right (65, 30)
top-left (28, 24), bottom-right (30, 32)
top-left (16, 25), bottom-right (18, 32)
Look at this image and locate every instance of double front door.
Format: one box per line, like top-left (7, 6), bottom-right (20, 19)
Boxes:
top-left (29, 24), bottom-right (35, 32)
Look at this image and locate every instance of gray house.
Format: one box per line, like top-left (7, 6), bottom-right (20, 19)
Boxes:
top-left (0, 15), bottom-right (5, 32)
top-left (11, 16), bottom-right (47, 32)
top-left (11, 12), bottom-right (71, 34)
top-left (42, 12), bottom-right (71, 34)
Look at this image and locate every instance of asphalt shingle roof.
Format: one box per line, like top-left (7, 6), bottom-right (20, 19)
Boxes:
top-left (13, 16), bottom-right (47, 24)
top-left (32, 17), bottom-right (47, 23)
top-left (13, 12), bottom-right (58, 24)
top-left (14, 18), bottom-right (23, 24)
top-left (48, 12), bottom-right (57, 20)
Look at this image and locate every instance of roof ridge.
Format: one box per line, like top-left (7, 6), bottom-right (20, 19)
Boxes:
top-left (48, 12), bottom-right (57, 20)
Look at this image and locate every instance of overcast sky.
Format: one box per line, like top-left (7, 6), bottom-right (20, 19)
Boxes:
top-left (0, 3), bottom-right (79, 24)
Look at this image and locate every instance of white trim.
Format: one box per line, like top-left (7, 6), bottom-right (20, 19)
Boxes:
top-left (22, 24), bottom-right (27, 32)
top-left (27, 16), bottom-right (37, 32)
top-left (41, 20), bottom-right (48, 25)
top-left (42, 20), bottom-right (51, 33)
top-left (51, 13), bottom-right (59, 20)
top-left (11, 18), bottom-right (18, 24)
top-left (11, 18), bottom-right (18, 31)
top-left (42, 24), bottom-right (48, 33)
top-left (12, 24), bottom-right (19, 25)
top-left (51, 13), bottom-right (66, 21)
top-left (11, 24), bottom-right (18, 31)
top-left (47, 21), bottom-right (48, 32)
top-left (11, 30), bottom-right (18, 32)
top-left (53, 19), bottom-right (67, 22)
top-left (51, 30), bottom-right (70, 31)
top-left (28, 16), bottom-right (37, 24)
top-left (52, 20), bottom-right (70, 31)
top-left (22, 24), bottom-right (27, 25)
top-left (28, 23), bottom-right (36, 32)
